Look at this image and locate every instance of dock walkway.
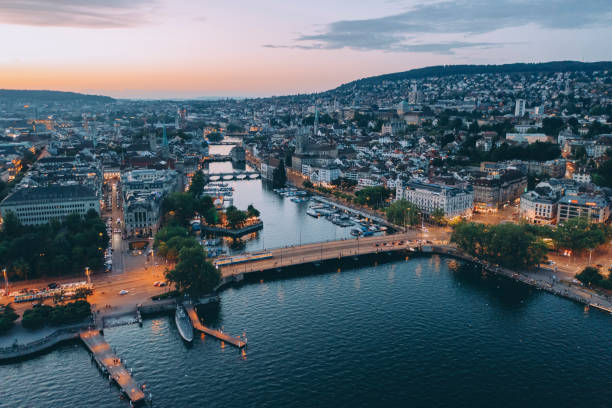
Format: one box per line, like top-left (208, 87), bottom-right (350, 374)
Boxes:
top-left (183, 302), bottom-right (246, 348)
top-left (80, 329), bottom-right (146, 405)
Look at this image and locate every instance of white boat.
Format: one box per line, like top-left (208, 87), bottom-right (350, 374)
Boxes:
top-left (175, 305), bottom-right (194, 342)
top-left (306, 209), bottom-right (319, 217)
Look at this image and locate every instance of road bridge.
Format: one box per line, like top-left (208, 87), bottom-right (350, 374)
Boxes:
top-left (205, 171), bottom-right (260, 181)
top-left (217, 231), bottom-right (450, 277)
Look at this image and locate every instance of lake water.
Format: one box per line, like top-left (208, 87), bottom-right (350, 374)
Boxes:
top-left (2, 257), bottom-right (610, 408)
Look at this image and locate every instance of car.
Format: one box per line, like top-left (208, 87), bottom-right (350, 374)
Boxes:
top-left (48, 283), bottom-right (58, 289)
top-left (158, 282), bottom-right (166, 287)
top-left (546, 260), bottom-right (555, 265)
top-left (153, 281), bottom-right (160, 286)
top-left (119, 289), bottom-right (129, 295)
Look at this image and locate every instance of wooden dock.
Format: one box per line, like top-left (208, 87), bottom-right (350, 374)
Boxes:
top-left (80, 329), bottom-right (146, 405)
top-left (183, 303), bottom-right (246, 348)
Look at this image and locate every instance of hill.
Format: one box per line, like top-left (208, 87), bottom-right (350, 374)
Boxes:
top-left (332, 61), bottom-right (612, 91)
top-left (0, 89), bottom-right (114, 104)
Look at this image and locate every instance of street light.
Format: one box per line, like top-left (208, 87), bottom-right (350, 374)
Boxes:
top-left (3, 268), bottom-right (7, 295)
top-left (85, 266), bottom-right (91, 286)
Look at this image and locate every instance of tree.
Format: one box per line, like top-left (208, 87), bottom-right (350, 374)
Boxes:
top-left (553, 217), bottom-right (608, 253)
top-left (386, 199), bottom-right (420, 227)
top-left (225, 206), bottom-right (247, 229)
top-left (0, 305), bottom-right (18, 334)
top-left (165, 246), bottom-right (220, 297)
top-left (451, 222), bottom-right (548, 269)
top-left (272, 159), bottom-right (287, 188)
top-left (188, 170), bottom-right (205, 198)
top-left (575, 267), bottom-right (604, 287)
top-left (354, 186), bottom-right (391, 209)
top-left (303, 180), bottom-right (314, 189)
top-left (247, 204), bottom-right (260, 218)
top-left (430, 208), bottom-right (446, 225)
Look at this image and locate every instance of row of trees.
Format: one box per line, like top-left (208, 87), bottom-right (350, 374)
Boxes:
top-left (21, 300), bottom-right (91, 330)
top-left (353, 186), bottom-right (391, 209)
top-left (162, 192), bottom-right (218, 226)
top-left (225, 205), bottom-right (260, 229)
top-left (0, 210), bottom-right (108, 281)
top-left (459, 140), bottom-right (561, 164)
top-left (452, 218), bottom-right (612, 269)
top-left (451, 222), bottom-right (549, 269)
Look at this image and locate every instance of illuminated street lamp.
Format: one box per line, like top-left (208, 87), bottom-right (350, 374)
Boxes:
top-left (85, 266), bottom-right (91, 286)
top-left (3, 268), bottom-right (7, 295)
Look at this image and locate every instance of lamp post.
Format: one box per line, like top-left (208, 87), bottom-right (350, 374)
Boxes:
top-left (3, 268), bottom-right (7, 295)
top-left (85, 266), bottom-right (91, 286)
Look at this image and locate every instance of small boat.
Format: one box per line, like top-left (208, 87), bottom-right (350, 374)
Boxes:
top-left (175, 305), bottom-right (194, 342)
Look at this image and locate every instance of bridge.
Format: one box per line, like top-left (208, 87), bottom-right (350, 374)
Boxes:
top-left (217, 231), bottom-right (451, 277)
top-left (202, 154), bottom-right (232, 162)
top-left (205, 171), bottom-right (260, 181)
top-left (183, 302), bottom-right (246, 348)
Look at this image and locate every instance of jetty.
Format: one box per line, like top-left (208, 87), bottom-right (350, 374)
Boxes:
top-left (183, 302), bottom-right (246, 348)
top-left (80, 329), bottom-right (146, 405)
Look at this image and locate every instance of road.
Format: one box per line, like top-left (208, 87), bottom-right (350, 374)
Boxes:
top-left (219, 228), bottom-right (451, 276)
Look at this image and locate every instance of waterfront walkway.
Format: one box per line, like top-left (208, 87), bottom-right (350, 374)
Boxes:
top-left (80, 329), bottom-right (146, 405)
top-left (183, 302), bottom-right (246, 348)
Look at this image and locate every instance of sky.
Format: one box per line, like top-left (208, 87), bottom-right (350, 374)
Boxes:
top-left (0, 0), bottom-right (611, 99)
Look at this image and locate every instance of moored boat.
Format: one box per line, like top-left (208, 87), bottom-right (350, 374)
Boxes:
top-left (175, 305), bottom-right (194, 342)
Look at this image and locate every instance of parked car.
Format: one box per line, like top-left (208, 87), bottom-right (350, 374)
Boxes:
top-left (119, 289), bottom-right (128, 295)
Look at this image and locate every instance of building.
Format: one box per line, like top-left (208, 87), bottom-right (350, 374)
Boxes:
top-left (519, 190), bottom-right (558, 224)
top-left (0, 185), bottom-right (100, 226)
top-left (506, 133), bottom-right (548, 144)
top-left (124, 192), bottom-right (163, 237)
top-left (572, 170), bottom-right (591, 184)
top-left (557, 194), bottom-right (609, 224)
top-left (472, 170), bottom-right (527, 212)
top-left (398, 181), bottom-right (473, 218)
top-left (260, 157), bottom-right (279, 181)
top-left (514, 99), bottom-right (526, 117)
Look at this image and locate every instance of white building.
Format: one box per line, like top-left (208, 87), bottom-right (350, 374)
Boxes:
top-left (515, 99), bottom-right (526, 117)
top-left (399, 181), bottom-right (473, 218)
top-left (506, 133), bottom-right (549, 144)
top-left (0, 185), bottom-right (100, 226)
top-left (519, 190), bottom-right (558, 225)
top-left (572, 171), bottom-right (591, 184)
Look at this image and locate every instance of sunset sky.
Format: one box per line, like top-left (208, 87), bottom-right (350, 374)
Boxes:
top-left (1, 0), bottom-right (611, 99)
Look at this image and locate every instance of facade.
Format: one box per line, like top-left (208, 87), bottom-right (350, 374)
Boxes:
top-left (519, 190), bottom-right (558, 224)
top-left (121, 169), bottom-right (179, 237)
top-left (506, 133), bottom-right (548, 144)
top-left (514, 99), bottom-right (526, 117)
top-left (557, 194), bottom-right (610, 224)
top-left (0, 185), bottom-right (100, 226)
top-left (472, 170), bottom-right (527, 212)
top-left (399, 181), bottom-right (473, 218)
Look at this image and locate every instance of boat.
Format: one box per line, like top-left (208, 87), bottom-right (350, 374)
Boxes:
top-left (175, 305), bottom-right (194, 342)
top-left (306, 209), bottom-right (320, 217)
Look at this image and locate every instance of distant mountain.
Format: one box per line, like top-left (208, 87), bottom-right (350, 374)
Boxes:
top-left (0, 89), bottom-right (114, 104)
top-left (332, 61), bottom-right (612, 91)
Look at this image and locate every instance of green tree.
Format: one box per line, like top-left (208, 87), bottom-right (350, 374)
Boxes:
top-left (430, 208), bottom-right (446, 225)
top-left (188, 170), bottom-right (205, 198)
top-left (272, 159), bottom-right (287, 188)
top-left (0, 305), bottom-right (18, 334)
top-left (247, 204), bottom-right (260, 218)
top-left (225, 206), bottom-right (247, 229)
top-left (386, 199), bottom-right (420, 227)
top-left (575, 266), bottom-right (604, 287)
top-left (165, 246), bottom-right (220, 297)
top-left (303, 180), bottom-right (314, 189)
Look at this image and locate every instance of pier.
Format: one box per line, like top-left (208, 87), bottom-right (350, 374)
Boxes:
top-left (183, 302), bottom-right (246, 348)
top-left (80, 329), bottom-right (146, 405)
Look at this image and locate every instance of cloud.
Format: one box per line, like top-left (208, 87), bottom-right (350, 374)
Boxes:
top-left (0, 0), bottom-right (157, 28)
top-left (268, 0), bottom-right (612, 53)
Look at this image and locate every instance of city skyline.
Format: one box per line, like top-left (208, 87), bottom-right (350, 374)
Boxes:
top-left (1, 0), bottom-right (611, 99)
